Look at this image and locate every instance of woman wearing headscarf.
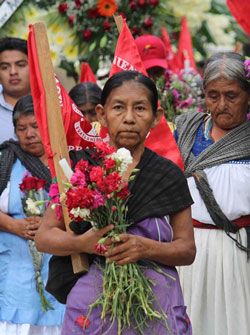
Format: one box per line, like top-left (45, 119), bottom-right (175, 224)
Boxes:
top-left (176, 52), bottom-right (250, 335)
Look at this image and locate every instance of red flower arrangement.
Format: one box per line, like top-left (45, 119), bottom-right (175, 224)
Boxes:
top-left (56, 0), bottom-right (161, 73)
top-left (60, 141), bottom-right (131, 228)
top-left (20, 174), bottom-right (47, 216)
top-left (19, 175), bottom-right (46, 193)
top-left (19, 173), bottom-right (52, 312)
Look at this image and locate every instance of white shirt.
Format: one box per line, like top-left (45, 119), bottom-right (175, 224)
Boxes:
top-left (0, 85), bottom-right (16, 144)
top-left (188, 160), bottom-right (250, 224)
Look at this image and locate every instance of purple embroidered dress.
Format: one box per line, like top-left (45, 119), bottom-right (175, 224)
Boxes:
top-left (62, 217), bottom-right (192, 335)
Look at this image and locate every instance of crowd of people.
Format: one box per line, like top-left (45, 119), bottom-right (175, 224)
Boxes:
top-left (0, 33), bottom-right (250, 335)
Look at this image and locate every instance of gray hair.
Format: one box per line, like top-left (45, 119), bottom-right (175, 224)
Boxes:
top-left (203, 52), bottom-right (250, 92)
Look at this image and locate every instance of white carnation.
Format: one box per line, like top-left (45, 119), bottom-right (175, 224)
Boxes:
top-left (26, 198), bottom-right (41, 215)
top-left (111, 148), bottom-right (133, 175)
top-left (70, 207), bottom-right (90, 219)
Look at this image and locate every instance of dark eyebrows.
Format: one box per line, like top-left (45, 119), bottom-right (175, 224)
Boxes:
top-left (111, 99), bottom-right (125, 104)
top-left (0, 59), bottom-right (28, 66)
top-left (134, 100), bottom-right (148, 104)
top-left (111, 99), bottom-right (148, 104)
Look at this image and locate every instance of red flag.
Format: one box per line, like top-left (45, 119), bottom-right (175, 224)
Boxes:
top-left (28, 25), bottom-right (100, 176)
top-left (109, 19), bottom-right (147, 77)
top-left (106, 18), bottom-right (184, 169)
top-left (176, 17), bottom-right (197, 72)
top-left (161, 27), bottom-right (179, 72)
top-left (80, 62), bottom-right (96, 83)
top-left (227, 0), bottom-right (250, 35)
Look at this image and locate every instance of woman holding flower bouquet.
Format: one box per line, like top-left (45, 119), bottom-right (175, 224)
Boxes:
top-left (176, 52), bottom-right (250, 335)
top-left (0, 95), bottom-right (65, 335)
top-left (35, 71), bottom-right (196, 335)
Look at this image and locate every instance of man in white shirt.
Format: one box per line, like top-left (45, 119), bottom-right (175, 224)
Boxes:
top-left (0, 37), bottom-right (30, 144)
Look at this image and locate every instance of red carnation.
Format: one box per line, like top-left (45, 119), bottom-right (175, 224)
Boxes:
top-left (66, 187), bottom-right (95, 214)
top-left (132, 26), bottom-right (140, 35)
top-left (75, 315), bottom-right (90, 329)
top-left (95, 243), bottom-right (108, 254)
top-left (104, 157), bottom-right (116, 170)
top-left (118, 12), bottom-right (126, 19)
top-left (137, 0), bottom-right (146, 7)
top-left (117, 183), bottom-right (130, 200)
top-left (103, 172), bottom-right (121, 194)
top-left (82, 29), bottom-right (93, 40)
top-left (58, 2), bottom-right (68, 13)
top-left (74, 0), bottom-right (82, 9)
top-left (149, 0), bottom-right (159, 6)
top-left (129, 1), bottom-right (137, 9)
top-left (75, 159), bottom-right (89, 173)
top-left (103, 20), bottom-right (111, 31)
top-left (19, 176), bottom-right (46, 192)
top-left (90, 166), bottom-right (104, 183)
top-left (143, 17), bottom-right (153, 28)
top-left (68, 15), bottom-right (75, 26)
top-left (36, 178), bottom-right (46, 190)
top-left (87, 8), bottom-right (99, 19)
top-left (95, 141), bottom-right (116, 157)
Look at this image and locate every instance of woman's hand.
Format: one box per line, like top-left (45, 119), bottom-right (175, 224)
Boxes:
top-left (105, 234), bottom-right (150, 265)
top-left (13, 216), bottom-right (41, 240)
top-left (78, 224), bottom-right (114, 254)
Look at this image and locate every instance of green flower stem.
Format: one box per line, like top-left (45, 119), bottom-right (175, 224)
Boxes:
top-left (88, 258), bottom-right (170, 335)
top-left (36, 273), bottom-right (54, 312)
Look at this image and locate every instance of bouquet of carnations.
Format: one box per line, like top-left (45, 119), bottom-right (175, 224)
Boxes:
top-left (59, 141), bottom-right (169, 334)
top-left (157, 68), bottom-right (205, 122)
top-left (19, 174), bottom-right (53, 312)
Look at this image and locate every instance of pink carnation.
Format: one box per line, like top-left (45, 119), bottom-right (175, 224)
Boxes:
top-left (48, 183), bottom-right (62, 220)
top-left (70, 169), bottom-right (86, 187)
top-left (92, 191), bottom-right (105, 208)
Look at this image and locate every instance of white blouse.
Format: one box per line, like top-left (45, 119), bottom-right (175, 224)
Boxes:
top-left (188, 161), bottom-right (250, 224)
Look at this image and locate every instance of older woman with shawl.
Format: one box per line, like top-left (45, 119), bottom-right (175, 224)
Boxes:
top-left (176, 52), bottom-right (250, 335)
top-left (0, 95), bottom-right (65, 335)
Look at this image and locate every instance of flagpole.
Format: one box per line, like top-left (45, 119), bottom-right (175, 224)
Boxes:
top-left (32, 22), bottom-right (88, 273)
top-left (113, 15), bottom-right (123, 33)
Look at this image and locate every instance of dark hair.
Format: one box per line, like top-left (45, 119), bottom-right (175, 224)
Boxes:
top-left (69, 82), bottom-right (102, 107)
top-left (13, 95), bottom-right (34, 128)
top-left (203, 52), bottom-right (250, 92)
top-left (101, 71), bottom-right (158, 114)
top-left (0, 37), bottom-right (28, 55)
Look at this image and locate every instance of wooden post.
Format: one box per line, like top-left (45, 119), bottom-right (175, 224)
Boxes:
top-left (32, 22), bottom-right (88, 273)
top-left (114, 15), bottom-right (123, 33)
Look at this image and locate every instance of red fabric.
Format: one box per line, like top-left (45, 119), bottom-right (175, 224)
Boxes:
top-left (227, 0), bottom-right (250, 35)
top-left (28, 25), bottom-right (99, 177)
top-left (161, 27), bottom-right (179, 72)
top-left (176, 17), bottom-right (197, 71)
top-left (109, 18), bottom-right (147, 77)
top-left (145, 116), bottom-right (184, 169)
top-left (107, 18), bottom-right (184, 169)
top-left (80, 62), bottom-right (96, 83)
top-left (193, 216), bottom-right (250, 229)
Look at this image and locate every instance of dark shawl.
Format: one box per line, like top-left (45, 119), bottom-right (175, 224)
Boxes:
top-left (0, 140), bottom-right (51, 193)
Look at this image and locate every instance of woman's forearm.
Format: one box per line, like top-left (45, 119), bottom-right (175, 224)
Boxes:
top-left (144, 237), bottom-right (196, 266)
